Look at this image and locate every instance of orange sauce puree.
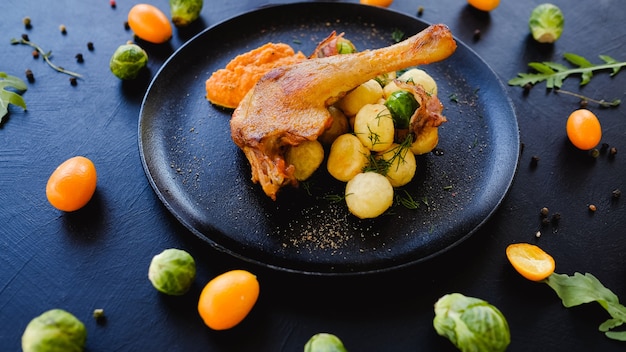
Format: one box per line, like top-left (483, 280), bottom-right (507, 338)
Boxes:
top-left (205, 43), bottom-right (306, 109)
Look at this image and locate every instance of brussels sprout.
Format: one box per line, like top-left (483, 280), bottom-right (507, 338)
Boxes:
top-left (148, 248), bottom-right (196, 295)
top-left (433, 293), bottom-right (510, 352)
top-left (170, 0), bottom-right (203, 27)
top-left (304, 333), bottom-right (348, 352)
top-left (109, 43), bottom-right (148, 80)
top-left (384, 90), bottom-right (419, 129)
top-left (336, 38), bottom-right (357, 55)
top-left (529, 3), bottom-right (564, 43)
top-left (22, 309), bottom-right (87, 352)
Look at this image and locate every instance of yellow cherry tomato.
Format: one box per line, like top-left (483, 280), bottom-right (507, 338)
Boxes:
top-left (467, 0), bottom-right (500, 11)
top-left (506, 243), bottom-right (555, 282)
top-left (360, 0), bottom-right (394, 7)
top-left (46, 156), bottom-right (97, 212)
top-left (566, 109), bottom-right (602, 150)
top-left (128, 4), bottom-right (172, 44)
top-left (198, 270), bottom-right (260, 330)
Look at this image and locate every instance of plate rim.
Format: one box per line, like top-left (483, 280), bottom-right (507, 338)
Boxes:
top-left (138, 2), bottom-right (520, 276)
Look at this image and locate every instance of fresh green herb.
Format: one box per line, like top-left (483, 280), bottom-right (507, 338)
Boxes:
top-left (545, 272), bottom-right (626, 341)
top-left (1, 72), bottom-right (27, 124)
top-left (395, 190), bottom-right (420, 209)
top-left (391, 29), bottom-right (405, 43)
top-left (322, 193), bottom-right (346, 203)
top-left (10, 37), bottom-right (82, 78)
top-left (448, 93), bottom-right (459, 103)
top-left (509, 53), bottom-right (626, 89)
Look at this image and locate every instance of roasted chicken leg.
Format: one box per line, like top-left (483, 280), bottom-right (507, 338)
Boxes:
top-left (231, 24), bottom-right (457, 200)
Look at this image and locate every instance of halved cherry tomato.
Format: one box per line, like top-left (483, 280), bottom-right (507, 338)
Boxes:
top-left (566, 109), bottom-right (602, 150)
top-left (506, 243), bottom-right (555, 281)
top-left (127, 4), bottom-right (172, 44)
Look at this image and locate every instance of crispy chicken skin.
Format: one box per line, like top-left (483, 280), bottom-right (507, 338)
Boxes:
top-left (231, 24), bottom-right (457, 200)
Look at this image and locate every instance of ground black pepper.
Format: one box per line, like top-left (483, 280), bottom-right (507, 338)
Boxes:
top-left (69, 77), bottom-right (77, 86)
top-left (75, 53), bottom-right (84, 63)
top-left (87, 42), bottom-right (94, 51)
top-left (23, 17), bottom-right (32, 29)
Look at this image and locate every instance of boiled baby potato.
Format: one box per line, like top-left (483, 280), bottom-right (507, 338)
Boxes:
top-left (327, 134), bottom-right (370, 182)
top-left (353, 104), bottom-right (395, 152)
top-left (398, 68), bottom-right (438, 96)
top-left (383, 68), bottom-right (438, 98)
top-left (411, 126), bottom-right (439, 155)
top-left (285, 140), bottom-right (325, 181)
top-left (380, 144), bottom-right (417, 187)
top-left (345, 172), bottom-right (394, 219)
top-left (318, 106), bottom-right (350, 146)
top-left (336, 79), bottom-right (384, 116)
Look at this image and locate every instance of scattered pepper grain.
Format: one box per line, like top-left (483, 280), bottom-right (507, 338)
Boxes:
top-left (473, 29), bottom-right (481, 41)
top-left (69, 77), bottom-right (77, 86)
top-left (600, 142), bottom-right (609, 154)
top-left (540, 207), bottom-right (549, 217)
top-left (124, 21), bottom-right (130, 30)
top-left (612, 189), bottom-right (621, 200)
top-left (530, 155), bottom-right (539, 167)
top-left (21, 33), bottom-right (29, 41)
top-left (417, 6), bottom-right (424, 16)
top-left (59, 24), bottom-right (67, 34)
top-left (551, 212), bottom-right (561, 224)
top-left (32, 50), bottom-right (39, 59)
top-left (75, 53), bottom-right (84, 63)
top-left (25, 69), bottom-right (34, 83)
top-left (110, 0), bottom-right (117, 8)
top-left (588, 204), bottom-right (597, 212)
top-left (87, 42), bottom-right (94, 51)
top-left (609, 147), bottom-right (617, 158)
top-left (23, 17), bottom-right (32, 29)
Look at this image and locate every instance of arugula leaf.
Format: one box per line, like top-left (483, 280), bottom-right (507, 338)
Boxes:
top-left (0, 72), bottom-right (28, 124)
top-left (509, 53), bottom-right (626, 89)
top-left (545, 272), bottom-right (626, 341)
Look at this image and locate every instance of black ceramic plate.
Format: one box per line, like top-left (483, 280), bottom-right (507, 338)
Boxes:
top-left (138, 2), bottom-right (519, 275)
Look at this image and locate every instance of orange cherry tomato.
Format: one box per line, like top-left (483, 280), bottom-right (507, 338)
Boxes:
top-left (360, 0), bottom-right (394, 7)
top-left (127, 4), bottom-right (172, 44)
top-left (467, 0), bottom-right (500, 11)
top-left (198, 269), bottom-right (260, 330)
top-left (566, 109), bottom-right (602, 150)
top-left (46, 156), bottom-right (97, 212)
top-left (506, 243), bottom-right (556, 282)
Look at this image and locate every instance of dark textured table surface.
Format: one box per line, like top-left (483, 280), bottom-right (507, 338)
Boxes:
top-left (2, 0), bottom-right (625, 351)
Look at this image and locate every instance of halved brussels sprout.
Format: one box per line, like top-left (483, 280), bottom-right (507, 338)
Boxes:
top-left (434, 293), bottom-right (510, 352)
top-left (529, 3), bottom-right (564, 43)
top-left (385, 90), bottom-right (419, 129)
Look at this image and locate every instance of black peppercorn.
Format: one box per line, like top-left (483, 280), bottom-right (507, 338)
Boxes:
top-left (25, 69), bottom-right (34, 83)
